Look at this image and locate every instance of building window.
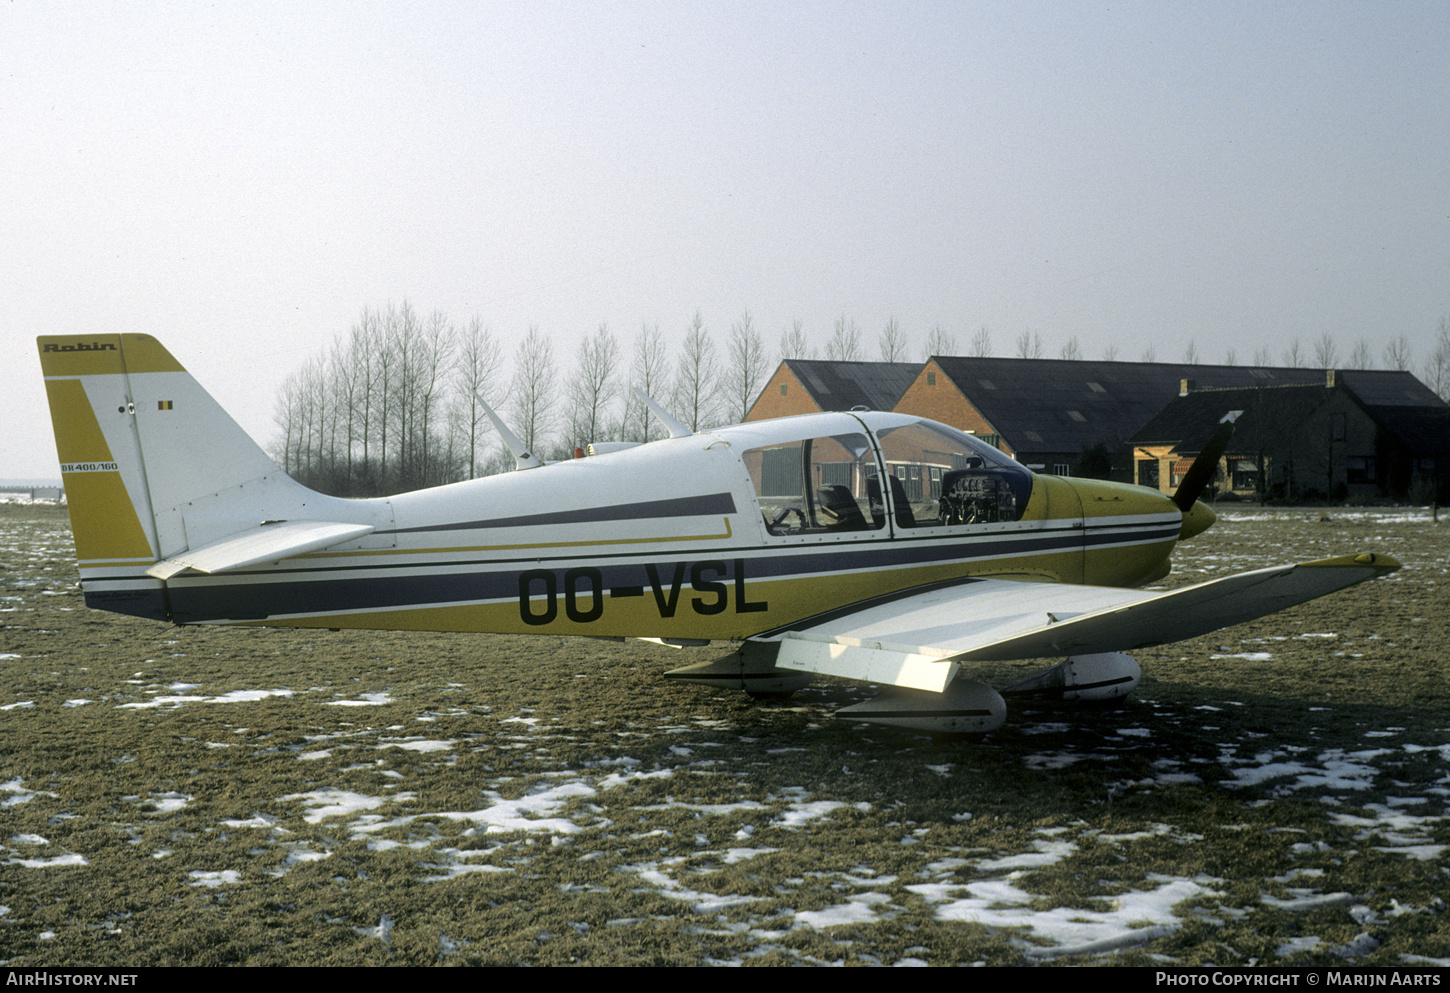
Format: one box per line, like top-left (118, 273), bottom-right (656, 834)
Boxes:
top-left (1053, 464), bottom-right (1071, 476)
top-left (780, 384), bottom-right (788, 396)
top-left (927, 371), bottom-right (936, 386)
top-left (1232, 460), bottom-right (1259, 491)
top-left (1347, 457), bottom-right (1376, 484)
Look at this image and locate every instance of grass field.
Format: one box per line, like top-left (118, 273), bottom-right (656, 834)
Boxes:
top-left (2, 502), bottom-right (1447, 966)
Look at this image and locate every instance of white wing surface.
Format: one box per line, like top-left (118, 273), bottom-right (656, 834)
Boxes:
top-left (759, 553), bottom-right (1399, 692)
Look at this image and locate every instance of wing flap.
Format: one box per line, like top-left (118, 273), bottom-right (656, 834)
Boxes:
top-left (147, 521), bottom-right (375, 578)
top-left (762, 553), bottom-right (1399, 687)
top-left (770, 638), bottom-right (961, 693)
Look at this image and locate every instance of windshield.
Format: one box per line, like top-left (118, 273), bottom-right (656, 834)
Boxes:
top-left (873, 420), bottom-right (1032, 527)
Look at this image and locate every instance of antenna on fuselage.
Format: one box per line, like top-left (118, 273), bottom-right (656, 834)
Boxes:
top-left (634, 388), bottom-right (692, 439)
top-left (473, 392), bottom-right (543, 470)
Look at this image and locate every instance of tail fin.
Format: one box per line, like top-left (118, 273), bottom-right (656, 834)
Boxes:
top-left (37, 334), bottom-right (319, 619)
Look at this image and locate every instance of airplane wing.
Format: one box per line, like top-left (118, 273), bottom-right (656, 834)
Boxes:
top-left (754, 553), bottom-right (1400, 693)
top-left (147, 521), bottom-right (375, 579)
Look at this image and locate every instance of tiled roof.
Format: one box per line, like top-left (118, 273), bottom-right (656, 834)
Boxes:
top-left (930, 357), bottom-right (1334, 454)
top-left (783, 360), bottom-right (919, 412)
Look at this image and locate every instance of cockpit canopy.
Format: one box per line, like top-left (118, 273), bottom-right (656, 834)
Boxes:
top-left (728, 413), bottom-right (1033, 537)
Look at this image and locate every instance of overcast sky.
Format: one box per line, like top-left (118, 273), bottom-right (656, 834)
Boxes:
top-left (6, 1), bottom-right (1448, 479)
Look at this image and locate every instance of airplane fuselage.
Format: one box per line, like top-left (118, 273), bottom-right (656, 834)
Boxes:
top-left (77, 408), bottom-right (1188, 639)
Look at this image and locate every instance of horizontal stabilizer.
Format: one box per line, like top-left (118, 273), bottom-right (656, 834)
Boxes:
top-left (755, 553), bottom-right (1400, 683)
top-left (147, 521), bottom-right (375, 579)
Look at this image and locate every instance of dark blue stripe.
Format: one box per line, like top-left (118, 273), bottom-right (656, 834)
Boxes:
top-left (381, 492), bottom-right (737, 534)
top-left (150, 517), bottom-right (1180, 624)
top-left (159, 527), bottom-right (1099, 623)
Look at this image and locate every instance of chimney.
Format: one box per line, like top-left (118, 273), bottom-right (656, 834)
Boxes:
top-left (1325, 370), bottom-right (1337, 388)
top-left (1180, 378), bottom-right (1195, 397)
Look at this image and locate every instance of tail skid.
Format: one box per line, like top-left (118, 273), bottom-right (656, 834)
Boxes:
top-left (37, 335), bottom-right (383, 619)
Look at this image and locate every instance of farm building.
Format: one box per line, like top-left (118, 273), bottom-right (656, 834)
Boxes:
top-left (891, 357), bottom-right (1342, 480)
top-left (1131, 370), bottom-right (1450, 503)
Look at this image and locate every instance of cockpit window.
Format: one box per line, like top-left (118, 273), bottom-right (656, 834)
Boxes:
top-left (742, 432), bottom-right (884, 535)
top-left (873, 421), bottom-right (1031, 527)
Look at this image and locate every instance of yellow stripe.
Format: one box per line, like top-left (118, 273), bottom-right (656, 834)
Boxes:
top-left (43, 377), bottom-right (154, 562)
top-left (44, 378), bottom-right (116, 465)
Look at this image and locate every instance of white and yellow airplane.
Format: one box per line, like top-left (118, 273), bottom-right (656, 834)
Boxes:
top-left (38, 334), bottom-right (1400, 734)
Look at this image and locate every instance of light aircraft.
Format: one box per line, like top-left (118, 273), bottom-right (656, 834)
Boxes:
top-left (37, 334), bottom-right (1399, 734)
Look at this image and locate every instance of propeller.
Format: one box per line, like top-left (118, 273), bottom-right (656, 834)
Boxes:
top-left (1173, 418), bottom-right (1236, 512)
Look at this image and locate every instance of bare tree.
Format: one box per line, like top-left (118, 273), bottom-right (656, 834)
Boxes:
top-left (968, 326), bottom-right (990, 357)
top-left (1015, 330), bottom-right (1043, 359)
top-left (385, 302), bottom-right (428, 489)
top-left (1253, 345), bottom-right (1273, 366)
top-left (453, 317), bottom-right (504, 478)
top-left (350, 307), bottom-right (384, 489)
top-left (326, 332), bottom-right (364, 490)
top-left (622, 322), bottom-right (671, 442)
top-left (272, 355), bottom-right (323, 478)
top-left (673, 311), bottom-right (719, 432)
top-left (825, 315), bottom-right (863, 361)
top-left (1349, 337), bottom-right (1375, 369)
top-left (511, 326), bottom-right (555, 456)
top-left (1427, 316), bottom-right (1450, 402)
top-left (1313, 332), bottom-right (1339, 369)
top-left (923, 323), bottom-right (958, 358)
top-left (878, 316), bottom-right (909, 361)
top-left (411, 309), bottom-right (458, 488)
top-left (1060, 337), bottom-right (1083, 361)
top-left (1182, 340), bottom-right (1199, 364)
top-left (722, 310), bottom-right (768, 423)
top-left (777, 319), bottom-right (814, 362)
top-left (1282, 338), bottom-right (1306, 367)
top-left (1382, 333), bottom-right (1413, 371)
top-left (1101, 343), bottom-right (1119, 361)
top-left (566, 323), bottom-right (621, 448)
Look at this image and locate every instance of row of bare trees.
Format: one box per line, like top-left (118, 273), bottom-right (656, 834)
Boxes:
top-left (271, 303), bottom-right (781, 496)
top-left (273, 304), bottom-right (1450, 497)
top-left (272, 302), bottom-right (479, 496)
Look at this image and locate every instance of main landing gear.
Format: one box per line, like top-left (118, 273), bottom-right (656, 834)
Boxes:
top-left (664, 648), bottom-right (1141, 736)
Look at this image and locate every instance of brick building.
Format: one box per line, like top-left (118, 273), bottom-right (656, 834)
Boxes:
top-left (745, 360), bottom-right (918, 420)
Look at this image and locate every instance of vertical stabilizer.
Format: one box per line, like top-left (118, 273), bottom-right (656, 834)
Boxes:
top-left (37, 334), bottom-right (325, 620)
